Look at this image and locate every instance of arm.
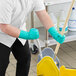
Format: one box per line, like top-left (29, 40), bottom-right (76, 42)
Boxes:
top-left (36, 10), bottom-right (65, 44)
top-left (0, 24), bottom-right (39, 40)
top-left (36, 10), bottom-right (54, 30)
top-left (0, 24), bottom-right (20, 38)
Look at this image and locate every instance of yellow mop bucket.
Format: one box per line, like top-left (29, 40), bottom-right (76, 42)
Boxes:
top-left (36, 39), bottom-right (59, 76)
top-left (60, 66), bottom-right (76, 76)
top-left (37, 56), bottom-right (59, 76)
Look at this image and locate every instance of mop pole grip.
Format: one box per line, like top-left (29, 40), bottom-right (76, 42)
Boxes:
top-left (54, 0), bottom-right (75, 60)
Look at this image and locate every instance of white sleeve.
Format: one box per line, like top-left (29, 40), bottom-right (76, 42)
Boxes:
top-left (33, 0), bottom-right (45, 11)
top-left (0, 0), bottom-right (13, 24)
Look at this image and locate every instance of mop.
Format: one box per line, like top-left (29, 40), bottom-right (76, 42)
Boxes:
top-left (54, 0), bottom-right (76, 75)
top-left (37, 0), bottom-right (75, 76)
top-left (54, 0), bottom-right (76, 60)
top-left (55, 0), bottom-right (76, 75)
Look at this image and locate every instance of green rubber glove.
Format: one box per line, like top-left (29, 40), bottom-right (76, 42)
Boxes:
top-left (48, 27), bottom-right (65, 44)
top-left (28, 28), bottom-right (39, 39)
top-left (19, 28), bottom-right (39, 40)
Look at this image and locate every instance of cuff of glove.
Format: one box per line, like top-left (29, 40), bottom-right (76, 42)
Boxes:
top-left (19, 30), bottom-right (29, 39)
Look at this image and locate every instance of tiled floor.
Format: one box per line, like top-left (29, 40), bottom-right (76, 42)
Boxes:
top-left (6, 41), bottom-right (76, 76)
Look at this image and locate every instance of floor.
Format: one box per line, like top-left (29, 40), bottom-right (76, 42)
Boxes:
top-left (6, 41), bottom-right (76, 76)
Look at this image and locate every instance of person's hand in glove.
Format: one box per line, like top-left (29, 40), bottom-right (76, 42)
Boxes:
top-left (48, 27), bottom-right (65, 44)
top-left (19, 28), bottom-right (39, 40)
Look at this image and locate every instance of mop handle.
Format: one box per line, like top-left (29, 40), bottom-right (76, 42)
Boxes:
top-left (37, 39), bottom-right (43, 58)
top-left (54, 0), bottom-right (75, 60)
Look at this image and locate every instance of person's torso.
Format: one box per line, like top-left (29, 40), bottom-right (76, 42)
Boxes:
top-left (0, 0), bottom-right (34, 47)
top-left (11, 0), bottom-right (34, 28)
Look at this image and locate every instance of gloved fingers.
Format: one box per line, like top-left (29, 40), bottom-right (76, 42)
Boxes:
top-left (58, 35), bottom-right (65, 44)
top-left (28, 28), bottom-right (39, 39)
top-left (55, 34), bottom-right (65, 44)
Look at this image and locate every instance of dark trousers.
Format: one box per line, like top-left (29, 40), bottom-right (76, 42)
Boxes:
top-left (0, 39), bottom-right (31, 76)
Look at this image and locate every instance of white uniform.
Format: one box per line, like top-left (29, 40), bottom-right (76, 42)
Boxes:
top-left (0, 0), bottom-right (45, 47)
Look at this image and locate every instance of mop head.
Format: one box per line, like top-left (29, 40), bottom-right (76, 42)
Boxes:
top-left (37, 56), bottom-right (59, 76)
top-left (60, 66), bottom-right (76, 76)
top-left (38, 48), bottom-right (60, 68)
